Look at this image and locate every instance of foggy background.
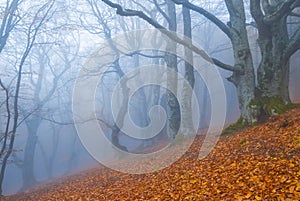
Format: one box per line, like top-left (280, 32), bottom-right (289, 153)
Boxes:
top-left (0, 0), bottom-right (299, 195)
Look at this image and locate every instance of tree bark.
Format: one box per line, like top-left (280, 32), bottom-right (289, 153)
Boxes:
top-left (102, 0), bottom-right (300, 124)
top-left (165, 0), bottom-right (180, 139)
top-left (257, 16), bottom-right (291, 102)
top-left (111, 60), bottom-right (129, 152)
top-left (250, 0), bottom-right (295, 116)
top-left (226, 0), bottom-right (257, 124)
top-left (22, 117), bottom-right (40, 188)
top-left (181, 2), bottom-right (195, 135)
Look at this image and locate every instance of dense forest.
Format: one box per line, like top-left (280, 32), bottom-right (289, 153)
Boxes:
top-left (0, 0), bottom-right (299, 199)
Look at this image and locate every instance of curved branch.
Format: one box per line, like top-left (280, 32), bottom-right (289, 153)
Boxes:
top-left (211, 58), bottom-right (238, 72)
top-left (102, 0), bottom-right (238, 72)
top-left (291, 0), bottom-right (300, 9)
top-left (153, 0), bottom-right (170, 23)
top-left (264, 0), bottom-right (297, 24)
top-left (290, 11), bottom-right (300, 17)
top-left (284, 26), bottom-right (300, 61)
top-left (131, 0), bottom-right (152, 15)
top-left (171, 0), bottom-right (232, 39)
top-left (102, 0), bottom-right (166, 29)
top-left (250, 0), bottom-right (265, 30)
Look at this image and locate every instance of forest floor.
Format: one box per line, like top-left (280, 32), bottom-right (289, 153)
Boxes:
top-left (4, 108), bottom-right (300, 200)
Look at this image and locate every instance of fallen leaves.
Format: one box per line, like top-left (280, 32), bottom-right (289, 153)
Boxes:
top-left (4, 108), bottom-right (300, 200)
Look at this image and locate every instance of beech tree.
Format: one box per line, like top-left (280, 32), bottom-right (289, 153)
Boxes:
top-left (181, 0), bottom-right (195, 134)
top-left (102, 0), bottom-right (300, 124)
top-left (0, 0), bottom-right (55, 194)
top-left (21, 42), bottom-right (76, 189)
top-left (174, 0), bottom-right (300, 119)
top-left (250, 0), bottom-right (300, 102)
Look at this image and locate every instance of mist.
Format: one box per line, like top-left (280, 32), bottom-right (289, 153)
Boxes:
top-left (0, 0), bottom-right (299, 196)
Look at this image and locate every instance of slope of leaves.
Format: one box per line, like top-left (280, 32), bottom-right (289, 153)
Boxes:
top-left (4, 109), bottom-right (300, 200)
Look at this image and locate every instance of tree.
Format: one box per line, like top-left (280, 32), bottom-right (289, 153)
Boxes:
top-left (164, 0), bottom-right (181, 138)
top-left (170, 0), bottom-right (300, 119)
top-left (169, 0), bottom-right (257, 123)
top-left (0, 0), bottom-right (55, 194)
top-left (0, 0), bottom-right (21, 53)
top-left (181, 0), bottom-right (195, 134)
top-left (21, 42), bottom-right (76, 189)
top-left (250, 0), bottom-right (300, 103)
top-left (82, 0), bottom-right (133, 151)
top-left (102, 0), bottom-right (300, 124)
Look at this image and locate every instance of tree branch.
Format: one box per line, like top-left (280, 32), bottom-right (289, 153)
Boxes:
top-left (97, 118), bottom-right (115, 130)
top-left (250, 0), bottom-right (265, 30)
top-left (289, 11), bottom-right (300, 17)
top-left (264, 0), bottom-right (297, 24)
top-left (102, 0), bottom-right (238, 72)
top-left (102, 0), bottom-right (166, 29)
top-left (40, 117), bottom-right (74, 125)
top-left (211, 57), bottom-right (238, 72)
top-left (131, 0), bottom-right (152, 15)
top-left (171, 0), bottom-right (232, 39)
top-left (153, 0), bottom-right (170, 23)
top-left (125, 50), bottom-right (165, 59)
top-left (284, 26), bottom-right (300, 61)
top-left (261, 0), bottom-right (272, 14)
top-left (291, 0), bottom-right (300, 10)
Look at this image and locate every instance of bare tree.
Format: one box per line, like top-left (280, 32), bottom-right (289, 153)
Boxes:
top-left (250, 0), bottom-right (300, 102)
top-left (102, 0), bottom-right (300, 123)
top-left (0, 0), bottom-right (55, 194)
top-left (181, 0), bottom-right (195, 134)
top-left (0, 0), bottom-right (21, 53)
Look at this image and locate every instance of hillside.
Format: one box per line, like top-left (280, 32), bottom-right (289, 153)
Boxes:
top-left (4, 109), bottom-right (300, 200)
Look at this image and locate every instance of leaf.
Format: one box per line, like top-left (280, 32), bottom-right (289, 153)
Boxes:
top-left (189, 180), bottom-right (197, 184)
top-left (289, 185), bottom-right (295, 193)
top-left (245, 192), bottom-right (252, 198)
top-left (5, 108), bottom-right (300, 200)
top-left (255, 195), bottom-right (262, 200)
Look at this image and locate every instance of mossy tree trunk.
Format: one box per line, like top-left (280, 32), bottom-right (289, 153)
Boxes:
top-left (255, 15), bottom-right (290, 103)
top-left (174, 0), bottom-right (258, 124)
top-left (103, 0), bottom-right (300, 125)
top-left (250, 0), bottom-right (300, 116)
top-left (226, 0), bottom-right (257, 124)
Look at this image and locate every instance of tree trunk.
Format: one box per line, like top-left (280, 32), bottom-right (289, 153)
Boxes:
top-left (111, 60), bottom-right (129, 152)
top-left (181, 1), bottom-right (195, 135)
top-left (148, 50), bottom-right (162, 145)
top-left (165, 0), bottom-right (180, 139)
top-left (226, 0), bottom-right (257, 124)
top-left (257, 17), bottom-right (291, 103)
top-left (250, 0), bottom-right (293, 117)
top-left (133, 54), bottom-right (152, 148)
top-left (22, 116), bottom-right (40, 189)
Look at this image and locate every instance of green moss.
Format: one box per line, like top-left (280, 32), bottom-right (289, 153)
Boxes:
top-left (153, 164), bottom-right (159, 172)
top-left (285, 103), bottom-right (300, 110)
top-left (249, 96), bottom-right (287, 116)
top-left (183, 170), bottom-right (189, 177)
top-left (222, 117), bottom-right (246, 135)
top-left (221, 99), bottom-right (299, 135)
top-left (239, 138), bottom-right (247, 145)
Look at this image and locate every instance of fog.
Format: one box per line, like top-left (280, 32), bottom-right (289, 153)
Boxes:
top-left (0, 0), bottom-right (299, 196)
